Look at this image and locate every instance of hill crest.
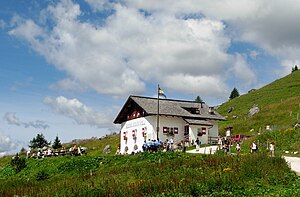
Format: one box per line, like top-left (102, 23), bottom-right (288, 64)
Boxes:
top-left (217, 71), bottom-right (300, 134)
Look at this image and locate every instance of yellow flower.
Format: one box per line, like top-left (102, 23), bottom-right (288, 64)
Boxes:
top-left (223, 168), bottom-right (233, 172)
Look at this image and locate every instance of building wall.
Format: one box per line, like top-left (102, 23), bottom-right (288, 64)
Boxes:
top-left (189, 125), bottom-right (209, 144)
top-left (119, 115), bottom-right (219, 154)
top-left (208, 120), bottom-right (219, 138)
top-left (157, 116), bottom-right (187, 145)
top-left (120, 117), bottom-right (155, 154)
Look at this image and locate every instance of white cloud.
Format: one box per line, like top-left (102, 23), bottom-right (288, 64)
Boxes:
top-left (3, 112), bottom-right (50, 130)
top-left (9, 19), bottom-right (44, 43)
top-left (127, 0), bottom-right (300, 77)
top-left (249, 50), bottom-right (259, 59)
top-left (43, 96), bottom-right (112, 128)
top-left (164, 74), bottom-right (228, 98)
top-left (232, 53), bottom-right (256, 85)
top-left (85, 0), bottom-right (116, 11)
top-left (0, 133), bottom-right (17, 157)
top-left (49, 78), bottom-right (87, 92)
top-left (8, 0), bottom-right (233, 98)
top-left (280, 59), bottom-right (300, 76)
top-left (11, 0), bottom-right (300, 97)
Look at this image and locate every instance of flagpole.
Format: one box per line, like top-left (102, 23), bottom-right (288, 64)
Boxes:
top-left (157, 84), bottom-right (160, 141)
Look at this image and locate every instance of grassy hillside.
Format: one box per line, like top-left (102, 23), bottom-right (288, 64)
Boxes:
top-left (65, 133), bottom-right (120, 156)
top-left (217, 71), bottom-right (300, 135)
top-left (0, 134), bottom-right (120, 170)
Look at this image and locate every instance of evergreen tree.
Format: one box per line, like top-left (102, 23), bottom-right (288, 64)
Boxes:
top-left (29, 133), bottom-right (50, 149)
top-left (195, 96), bottom-right (203, 103)
top-left (11, 154), bottom-right (26, 173)
top-left (52, 135), bottom-right (62, 149)
top-left (292, 65), bottom-right (299, 73)
top-left (229, 88), bottom-right (240, 100)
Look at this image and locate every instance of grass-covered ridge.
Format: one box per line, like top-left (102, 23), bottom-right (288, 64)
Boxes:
top-left (217, 71), bottom-right (300, 135)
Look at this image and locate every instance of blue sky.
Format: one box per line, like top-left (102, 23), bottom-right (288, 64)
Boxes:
top-left (1, 0), bottom-right (299, 156)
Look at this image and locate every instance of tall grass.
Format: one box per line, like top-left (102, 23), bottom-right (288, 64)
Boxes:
top-left (0, 152), bottom-right (299, 196)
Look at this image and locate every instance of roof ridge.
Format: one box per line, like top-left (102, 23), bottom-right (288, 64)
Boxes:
top-left (130, 95), bottom-right (205, 104)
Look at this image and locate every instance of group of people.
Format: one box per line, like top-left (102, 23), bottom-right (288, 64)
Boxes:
top-left (217, 136), bottom-right (275, 156)
top-left (217, 137), bottom-right (235, 154)
top-left (142, 138), bottom-right (178, 152)
top-left (26, 145), bottom-right (87, 159)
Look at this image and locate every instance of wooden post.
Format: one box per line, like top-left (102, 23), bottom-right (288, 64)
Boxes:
top-left (297, 113), bottom-right (299, 120)
top-left (290, 111), bottom-right (293, 116)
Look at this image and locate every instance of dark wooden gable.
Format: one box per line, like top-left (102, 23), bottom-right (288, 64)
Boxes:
top-left (113, 96), bottom-right (147, 124)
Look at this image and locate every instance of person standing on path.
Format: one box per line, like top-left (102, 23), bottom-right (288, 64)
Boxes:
top-left (195, 138), bottom-right (200, 151)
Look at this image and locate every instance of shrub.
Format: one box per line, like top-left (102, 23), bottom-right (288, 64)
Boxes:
top-left (36, 170), bottom-right (50, 181)
top-left (10, 154), bottom-right (26, 173)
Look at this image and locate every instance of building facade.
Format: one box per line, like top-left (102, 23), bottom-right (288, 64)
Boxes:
top-left (114, 96), bottom-right (225, 154)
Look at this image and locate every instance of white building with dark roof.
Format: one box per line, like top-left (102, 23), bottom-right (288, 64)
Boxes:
top-left (114, 95), bottom-right (225, 154)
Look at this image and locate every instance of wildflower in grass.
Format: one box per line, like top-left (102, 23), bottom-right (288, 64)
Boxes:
top-left (223, 168), bottom-right (233, 172)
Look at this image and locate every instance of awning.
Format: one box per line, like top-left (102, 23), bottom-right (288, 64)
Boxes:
top-left (184, 119), bottom-right (213, 126)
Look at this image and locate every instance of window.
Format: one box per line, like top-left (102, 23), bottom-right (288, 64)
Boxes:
top-left (163, 127), bottom-right (178, 135)
top-left (202, 127), bottom-right (206, 135)
top-left (163, 127), bottom-right (169, 134)
top-left (174, 127), bottom-right (178, 134)
top-left (197, 127), bottom-right (206, 136)
top-left (197, 128), bottom-right (202, 136)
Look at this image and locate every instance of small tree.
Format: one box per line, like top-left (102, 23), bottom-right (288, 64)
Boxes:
top-left (29, 133), bottom-right (50, 149)
top-left (52, 136), bottom-right (62, 149)
top-left (229, 88), bottom-right (240, 100)
top-left (195, 96), bottom-right (203, 103)
top-left (292, 65), bottom-right (299, 73)
top-left (19, 147), bottom-right (26, 154)
top-left (11, 154), bottom-right (26, 173)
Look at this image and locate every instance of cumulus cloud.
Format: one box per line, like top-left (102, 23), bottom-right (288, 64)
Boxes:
top-left (164, 74), bottom-right (228, 98)
top-left (85, 0), bottom-right (116, 11)
top-left (232, 53), bottom-right (256, 85)
top-left (10, 0), bottom-right (300, 97)
top-left (0, 133), bottom-right (17, 157)
top-left (49, 78), bottom-right (87, 92)
top-left (127, 0), bottom-right (300, 76)
top-left (43, 96), bottom-right (112, 128)
top-left (249, 50), bottom-right (259, 59)
top-left (8, 0), bottom-right (234, 98)
top-left (198, 0), bottom-right (300, 76)
top-left (3, 112), bottom-right (50, 130)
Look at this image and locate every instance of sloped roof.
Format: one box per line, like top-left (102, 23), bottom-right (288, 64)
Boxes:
top-left (114, 95), bottom-right (225, 124)
top-left (184, 119), bottom-right (213, 126)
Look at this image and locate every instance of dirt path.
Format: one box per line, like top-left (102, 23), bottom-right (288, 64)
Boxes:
top-left (187, 147), bottom-right (300, 176)
top-left (284, 156), bottom-right (300, 176)
top-left (186, 146), bottom-right (219, 154)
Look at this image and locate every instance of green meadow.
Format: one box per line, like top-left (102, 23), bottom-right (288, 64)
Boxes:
top-left (1, 151), bottom-right (299, 196)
